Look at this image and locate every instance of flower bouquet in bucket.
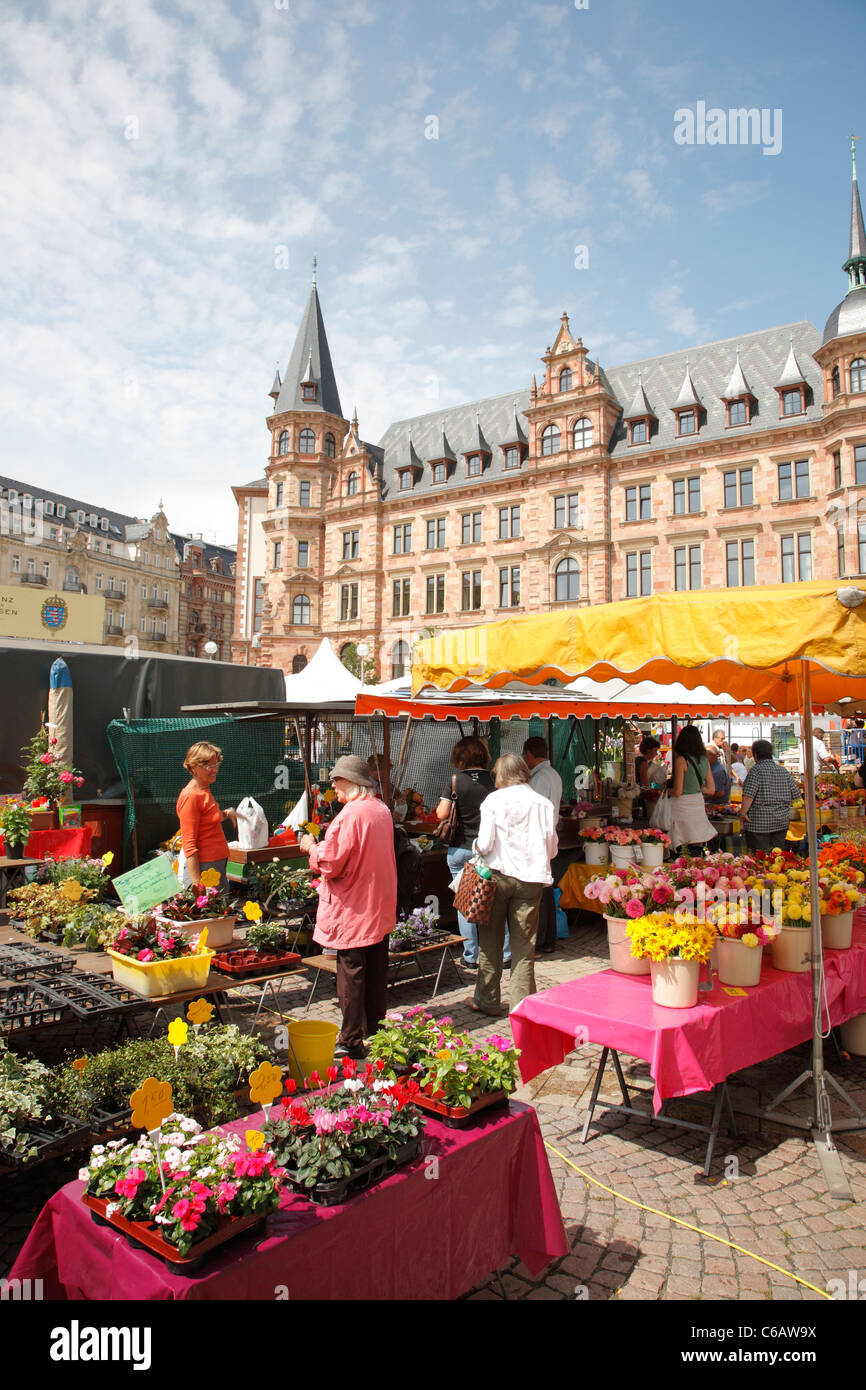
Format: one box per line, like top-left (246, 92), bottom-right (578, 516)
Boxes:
top-left (627, 911), bottom-right (717, 1008)
top-left (705, 902), bottom-right (780, 987)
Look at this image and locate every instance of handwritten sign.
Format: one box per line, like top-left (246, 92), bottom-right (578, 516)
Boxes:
top-left (114, 856), bottom-right (181, 915)
top-left (187, 998), bottom-right (214, 1026)
top-left (249, 1061), bottom-right (283, 1120)
top-left (130, 1078), bottom-right (174, 1134)
top-left (723, 986), bottom-right (748, 997)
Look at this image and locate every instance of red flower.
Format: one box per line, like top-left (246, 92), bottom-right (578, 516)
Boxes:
top-left (375, 1059), bottom-right (386, 1073)
top-left (327, 1066), bottom-right (338, 1083)
top-left (284, 1078), bottom-right (297, 1094)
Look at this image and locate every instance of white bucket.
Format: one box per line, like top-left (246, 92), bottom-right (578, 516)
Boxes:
top-left (583, 841), bottom-right (609, 865)
top-left (610, 845), bottom-right (636, 868)
top-left (822, 911), bottom-right (854, 950)
top-left (605, 916), bottom-right (651, 975)
top-left (771, 926), bottom-right (812, 973)
top-left (640, 842), bottom-right (665, 868)
top-left (716, 936), bottom-right (763, 987)
top-left (650, 958), bottom-right (700, 1008)
top-left (841, 1013), bottom-right (866, 1055)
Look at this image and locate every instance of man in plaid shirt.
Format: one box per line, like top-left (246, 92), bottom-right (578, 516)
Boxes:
top-left (740, 740), bottom-right (800, 853)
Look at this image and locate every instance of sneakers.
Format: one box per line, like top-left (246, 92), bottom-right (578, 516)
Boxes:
top-left (334, 1043), bottom-right (367, 1061)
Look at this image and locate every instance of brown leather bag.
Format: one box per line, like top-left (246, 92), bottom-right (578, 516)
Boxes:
top-left (434, 775), bottom-right (459, 844)
top-left (454, 860), bottom-right (498, 928)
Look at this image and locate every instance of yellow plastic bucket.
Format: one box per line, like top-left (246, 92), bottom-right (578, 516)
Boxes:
top-left (285, 1020), bottom-right (339, 1086)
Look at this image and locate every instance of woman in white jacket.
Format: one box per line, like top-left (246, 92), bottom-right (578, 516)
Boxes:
top-left (470, 753), bottom-right (558, 1016)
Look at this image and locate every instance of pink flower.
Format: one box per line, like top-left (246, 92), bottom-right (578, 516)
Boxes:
top-left (39, 753), bottom-right (54, 765)
top-left (195, 895), bottom-right (208, 909)
top-left (625, 898), bottom-right (645, 918)
top-left (59, 771), bottom-right (74, 785)
top-left (651, 885), bottom-right (672, 905)
top-left (114, 1167), bottom-right (147, 1199)
top-left (137, 949), bottom-right (154, 962)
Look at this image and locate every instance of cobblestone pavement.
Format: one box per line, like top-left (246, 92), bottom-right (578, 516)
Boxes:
top-left (3, 918), bottom-right (866, 1303)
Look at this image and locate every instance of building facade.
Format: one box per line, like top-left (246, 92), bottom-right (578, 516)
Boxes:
top-left (232, 157), bottom-right (866, 681)
top-left (0, 480), bottom-right (236, 658)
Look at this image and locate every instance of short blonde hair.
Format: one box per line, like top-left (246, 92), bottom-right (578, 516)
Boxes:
top-left (492, 753), bottom-right (530, 788)
top-left (184, 741), bottom-right (223, 772)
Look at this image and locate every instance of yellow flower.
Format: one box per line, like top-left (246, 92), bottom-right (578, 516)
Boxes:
top-left (785, 903), bottom-right (802, 921)
top-left (244, 901), bottom-right (263, 921)
top-left (200, 867), bottom-right (222, 888)
top-left (435, 1049), bottom-right (452, 1061)
top-left (323, 789), bottom-right (336, 804)
top-left (302, 822), bottom-right (322, 839)
top-left (741, 933), bottom-right (759, 949)
top-left (101, 851), bottom-right (114, 866)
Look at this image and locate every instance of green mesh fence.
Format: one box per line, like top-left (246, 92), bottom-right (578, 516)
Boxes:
top-left (108, 717), bottom-right (289, 865)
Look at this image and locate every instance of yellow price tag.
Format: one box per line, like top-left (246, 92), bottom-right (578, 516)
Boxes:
top-left (167, 1018), bottom-right (188, 1049)
top-left (249, 1061), bottom-right (284, 1107)
top-left (187, 998), bottom-right (214, 1025)
top-left (245, 1130), bottom-right (265, 1152)
top-left (130, 1078), bottom-right (174, 1134)
top-left (723, 987), bottom-right (748, 997)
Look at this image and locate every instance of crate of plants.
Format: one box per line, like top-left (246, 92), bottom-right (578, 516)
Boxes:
top-left (367, 1012), bottom-right (520, 1127)
top-left (244, 859), bottom-right (318, 918)
top-left (262, 1058), bottom-right (426, 1206)
top-left (106, 914), bottom-right (214, 998)
top-left (153, 880), bottom-right (237, 950)
top-left (0, 1040), bottom-right (90, 1170)
top-left (388, 906), bottom-right (450, 956)
top-left (79, 1115), bottom-right (285, 1271)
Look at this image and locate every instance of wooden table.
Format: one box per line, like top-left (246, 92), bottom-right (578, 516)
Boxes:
top-left (0, 857), bottom-right (42, 912)
top-left (303, 933), bottom-right (466, 1012)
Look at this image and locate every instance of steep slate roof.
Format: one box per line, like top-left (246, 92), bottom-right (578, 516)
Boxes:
top-left (375, 319), bottom-right (823, 495)
top-left (273, 286), bottom-right (343, 418)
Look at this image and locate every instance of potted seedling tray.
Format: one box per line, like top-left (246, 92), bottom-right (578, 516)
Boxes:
top-left (282, 1134), bottom-right (423, 1207)
top-left (0, 983), bottom-right (69, 1030)
top-left (82, 1194), bottom-right (267, 1274)
top-left (413, 1087), bottom-right (510, 1128)
top-left (0, 944), bottom-right (76, 980)
top-left (0, 1112), bottom-right (91, 1169)
top-left (212, 948), bottom-right (302, 978)
top-left (388, 929), bottom-right (453, 956)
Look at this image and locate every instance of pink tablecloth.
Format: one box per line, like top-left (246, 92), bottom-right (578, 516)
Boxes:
top-left (10, 1101), bottom-right (567, 1301)
top-left (512, 921), bottom-right (866, 1113)
top-left (0, 827), bottom-right (92, 860)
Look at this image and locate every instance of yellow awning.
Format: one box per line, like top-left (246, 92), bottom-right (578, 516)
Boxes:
top-left (412, 580), bottom-right (866, 711)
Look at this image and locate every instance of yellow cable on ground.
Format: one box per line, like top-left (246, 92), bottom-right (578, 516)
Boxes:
top-left (544, 1140), bottom-right (832, 1300)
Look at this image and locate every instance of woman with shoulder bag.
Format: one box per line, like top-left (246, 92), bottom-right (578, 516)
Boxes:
top-left (434, 736), bottom-right (494, 971)
top-left (669, 726), bottom-right (718, 854)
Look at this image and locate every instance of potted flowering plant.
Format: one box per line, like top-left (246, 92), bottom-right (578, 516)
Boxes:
top-left (627, 911), bottom-right (717, 1007)
top-left (817, 870), bottom-right (865, 949)
top-left (40, 852), bottom-right (114, 898)
top-left (583, 867), bottom-right (657, 973)
top-left (705, 902), bottom-right (780, 986)
top-left (1, 800), bottom-right (32, 859)
top-left (416, 1031), bottom-right (520, 1121)
top-left (579, 824), bottom-right (609, 864)
top-left (20, 726), bottom-right (84, 815)
top-left (365, 1006), bottom-right (454, 1073)
top-left (634, 827), bottom-right (671, 868)
top-left (107, 914), bottom-right (214, 997)
top-left (155, 882), bottom-right (236, 949)
top-left (604, 825), bottom-right (641, 867)
top-left (79, 1114), bottom-right (284, 1263)
top-left (389, 905), bottom-right (445, 952)
top-left (262, 1058), bottom-right (425, 1204)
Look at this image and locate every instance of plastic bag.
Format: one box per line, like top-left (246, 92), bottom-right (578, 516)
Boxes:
top-left (235, 797), bottom-right (269, 850)
top-left (649, 792), bottom-right (673, 833)
top-left (175, 849), bottom-right (192, 889)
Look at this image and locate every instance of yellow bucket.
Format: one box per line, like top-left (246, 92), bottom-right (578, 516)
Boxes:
top-left (285, 1020), bottom-right (339, 1086)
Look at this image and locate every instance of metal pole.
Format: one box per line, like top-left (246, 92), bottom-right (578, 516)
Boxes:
top-left (801, 665), bottom-right (832, 1139)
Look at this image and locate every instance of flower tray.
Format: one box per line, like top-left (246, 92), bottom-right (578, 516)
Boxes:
top-left (212, 948), bottom-right (302, 977)
top-left (388, 929), bottom-right (452, 956)
top-left (82, 1193), bottom-right (266, 1274)
top-left (282, 1134), bottom-right (423, 1207)
top-left (413, 1088), bottom-right (510, 1128)
top-left (0, 1113), bottom-right (91, 1169)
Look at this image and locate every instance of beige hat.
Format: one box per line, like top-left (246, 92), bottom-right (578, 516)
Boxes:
top-left (329, 755), bottom-right (375, 787)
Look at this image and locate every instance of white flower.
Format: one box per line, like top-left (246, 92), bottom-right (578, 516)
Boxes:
top-left (197, 1166), bottom-right (215, 1179)
top-left (91, 1145), bottom-right (105, 1155)
top-left (78, 1168), bottom-right (89, 1181)
top-left (163, 1147), bottom-right (183, 1167)
top-left (107, 1140), bottom-right (126, 1150)
top-left (372, 1080), bottom-right (388, 1092)
top-left (164, 1131), bottom-right (185, 1146)
top-left (343, 1079), bottom-right (364, 1093)
top-left (90, 1156), bottom-right (105, 1169)
top-left (105, 1202), bottom-right (120, 1218)
top-left (130, 1148), bottom-right (151, 1162)
top-left (180, 1118), bottom-right (200, 1133)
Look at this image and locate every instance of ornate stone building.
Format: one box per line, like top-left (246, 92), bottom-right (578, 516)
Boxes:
top-left (232, 156), bottom-right (866, 680)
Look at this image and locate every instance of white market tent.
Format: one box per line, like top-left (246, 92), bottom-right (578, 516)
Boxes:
top-left (283, 638), bottom-right (364, 706)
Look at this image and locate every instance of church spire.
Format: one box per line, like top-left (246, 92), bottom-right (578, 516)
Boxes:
top-left (844, 133), bottom-right (866, 291)
top-left (273, 275), bottom-right (343, 418)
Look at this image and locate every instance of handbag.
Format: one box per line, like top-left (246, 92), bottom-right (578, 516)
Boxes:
top-left (454, 859), bottom-right (498, 928)
top-left (433, 775), bottom-right (459, 845)
top-left (649, 790), bottom-right (673, 833)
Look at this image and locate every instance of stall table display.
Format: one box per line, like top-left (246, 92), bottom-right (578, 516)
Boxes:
top-left (303, 934), bottom-right (465, 1011)
top-left (10, 1101), bottom-right (568, 1300)
top-left (511, 920), bottom-right (866, 1172)
top-left (0, 857), bottom-right (43, 912)
top-left (0, 828), bottom-right (92, 862)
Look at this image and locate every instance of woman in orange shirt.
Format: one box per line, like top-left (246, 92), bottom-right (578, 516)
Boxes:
top-left (176, 742), bottom-right (237, 891)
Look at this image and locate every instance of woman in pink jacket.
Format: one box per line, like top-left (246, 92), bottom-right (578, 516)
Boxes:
top-left (299, 756), bottom-right (397, 1060)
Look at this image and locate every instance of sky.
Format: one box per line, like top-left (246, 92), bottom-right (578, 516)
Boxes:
top-left (1, 0), bottom-right (863, 546)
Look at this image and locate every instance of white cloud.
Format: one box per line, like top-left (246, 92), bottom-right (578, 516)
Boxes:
top-left (650, 284), bottom-right (701, 339)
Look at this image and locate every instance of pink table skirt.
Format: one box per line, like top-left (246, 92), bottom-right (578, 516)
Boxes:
top-left (512, 920), bottom-right (866, 1113)
top-left (10, 1101), bottom-right (567, 1301)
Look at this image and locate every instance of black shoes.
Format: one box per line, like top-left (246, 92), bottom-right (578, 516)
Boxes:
top-left (334, 1042), bottom-right (368, 1061)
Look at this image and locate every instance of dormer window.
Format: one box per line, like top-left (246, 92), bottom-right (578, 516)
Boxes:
top-left (100, 517), bottom-right (109, 530)
top-left (781, 387), bottom-right (804, 416)
top-left (629, 420), bottom-right (648, 445)
top-left (541, 425), bottom-right (560, 456)
top-left (44, 500), bottom-right (54, 515)
top-left (675, 409), bottom-right (697, 436)
top-left (56, 504), bottom-right (66, 519)
top-left (77, 510), bottom-right (85, 524)
top-left (398, 470), bottom-right (413, 491)
top-left (851, 359), bottom-right (866, 394)
top-left (431, 462), bottom-right (447, 483)
top-left (559, 367), bottom-right (572, 392)
top-left (302, 383), bottom-right (317, 402)
top-left (467, 454), bottom-right (482, 476)
top-left (728, 400), bottom-right (748, 426)
top-left (503, 447), bottom-right (521, 470)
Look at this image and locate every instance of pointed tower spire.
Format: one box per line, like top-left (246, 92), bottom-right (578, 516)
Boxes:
top-left (312, 254), bottom-right (318, 287)
top-left (845, 133), bottom-right (866, 291)
top-left (624, 371), bottom-right (657, 421)
top-left (775, 336), bottom-right (807, 389)
top-left (722, 346), bottom-right (754, 401)
top-left (673, 358), bottom-right (701, 409)
top-left (273, 280), bottom-right (343, 417)
top-left (351, 405), bottom-right (359, 432)
top-left (269, 365), bottom-right (282, 402)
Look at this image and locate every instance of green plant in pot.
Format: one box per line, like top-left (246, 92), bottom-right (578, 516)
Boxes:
top-left (246, 921), bottom-right (290, 955)
top-left (1, 801), bottom-right (32, 858)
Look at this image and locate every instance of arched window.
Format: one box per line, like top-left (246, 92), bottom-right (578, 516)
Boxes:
top-left (831, 366), bottom-right (841, 399)
top-left (851, 359), bottom-right (866, 394)
top-left (559, 367), bottom-right (572, 392)
top-left (347, 472), bottom-right (359, 496)
top-left (325, 433), bottom-right (336, 458)
top-left (292, 595), bottom-right (311, 625)
top-left (573, 417), bottom-right (593, 450)
top-left (541, 425), bottom-right (561, 456)
top-left (278, 430), bottom-right (290, 455)
top-left (299, 428), bottom-right (316, 454)
top-left (291, 654), bottom-right (308, 673)
top-left (555, 557), bottom-right (580, 602)
top-left (391, 641), bottom-right (411, 681)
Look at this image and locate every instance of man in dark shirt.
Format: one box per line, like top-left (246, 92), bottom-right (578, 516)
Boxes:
top-left (741, 740), bottom-right (800, 852)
